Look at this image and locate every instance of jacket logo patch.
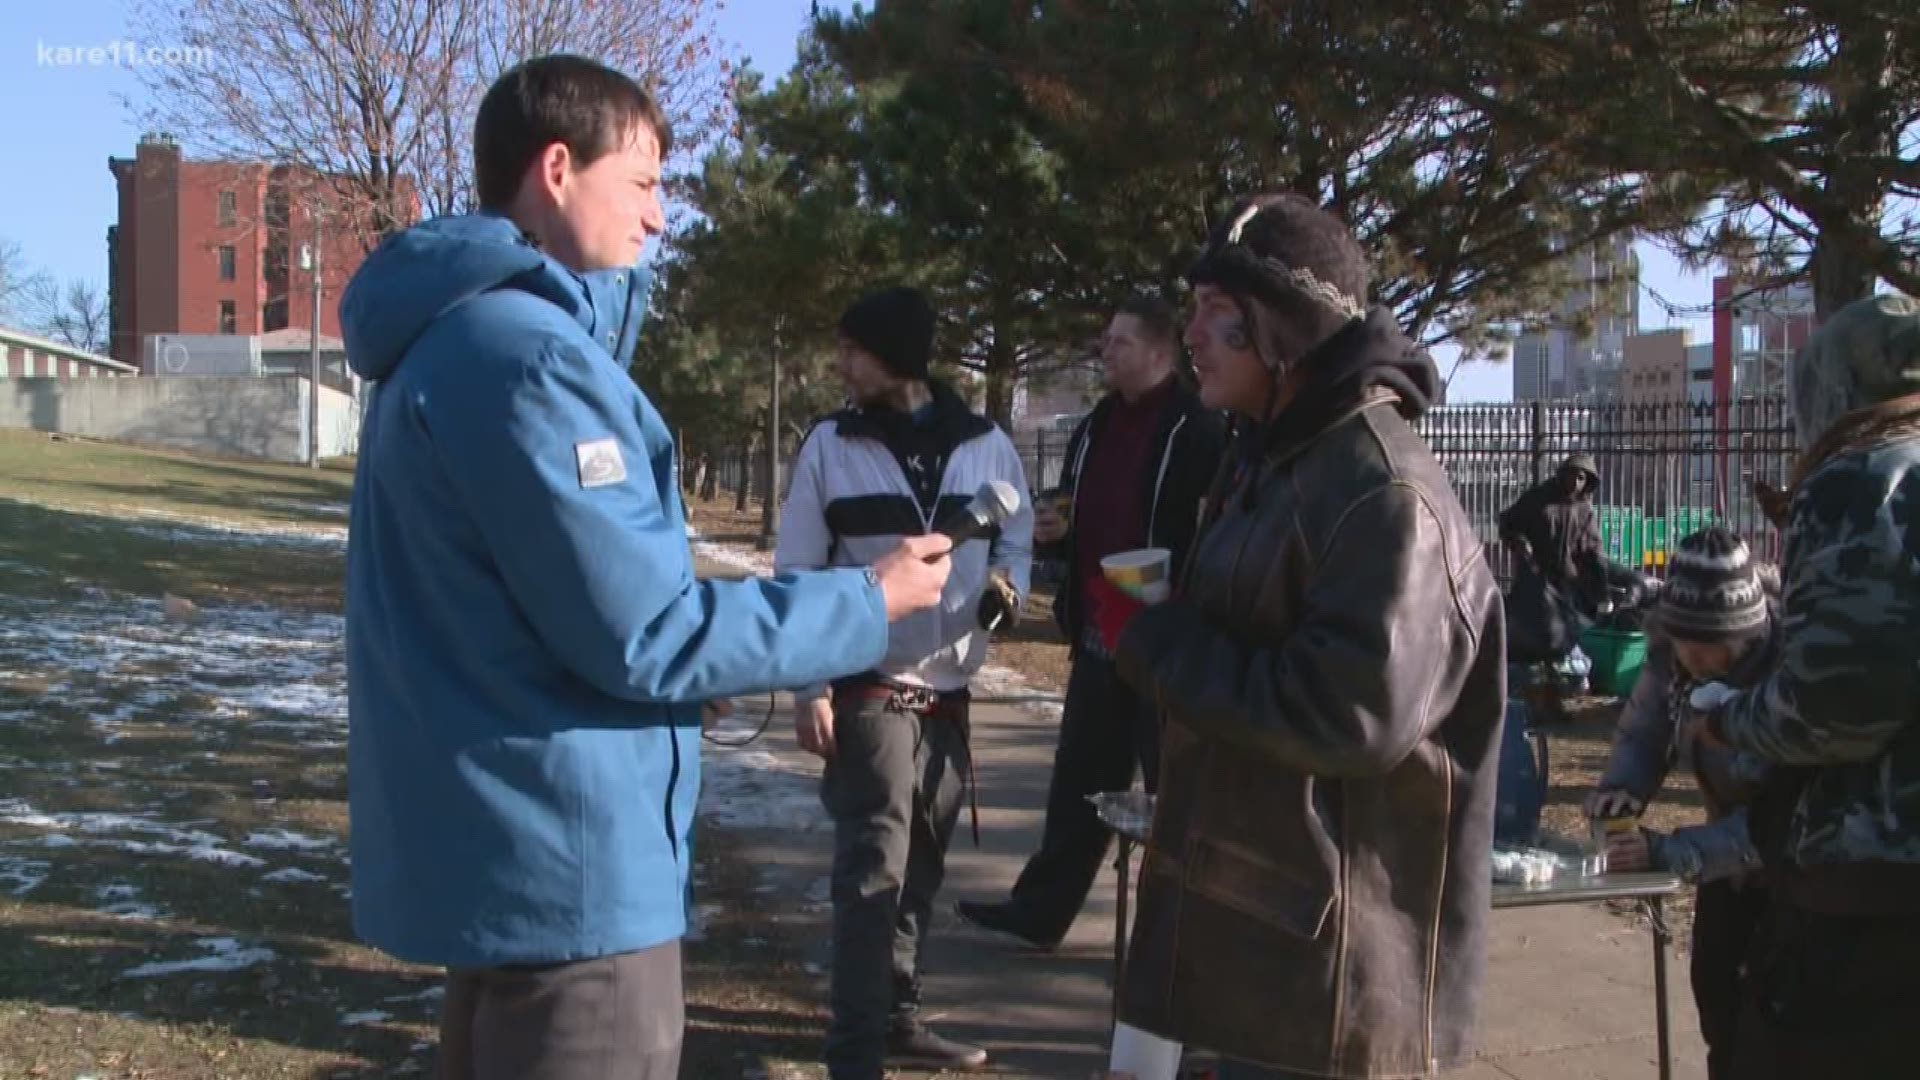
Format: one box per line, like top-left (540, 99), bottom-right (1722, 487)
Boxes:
top-left (575, 438), bottom-right (628, 489)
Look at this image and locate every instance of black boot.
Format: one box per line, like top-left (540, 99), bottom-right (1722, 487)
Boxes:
top-left (954, 899), bottom-right (1060, 952)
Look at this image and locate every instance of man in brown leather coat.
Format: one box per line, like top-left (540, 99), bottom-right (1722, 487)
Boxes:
top-left (1111, 193), bottom-right (1506, 1079)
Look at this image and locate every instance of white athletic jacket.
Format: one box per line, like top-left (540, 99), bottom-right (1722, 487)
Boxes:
top-left (774, 385), bottom-right (1034, 700)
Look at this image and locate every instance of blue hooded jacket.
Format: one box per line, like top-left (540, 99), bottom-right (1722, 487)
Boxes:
top-left (341, 214), bottom-right (889, 968)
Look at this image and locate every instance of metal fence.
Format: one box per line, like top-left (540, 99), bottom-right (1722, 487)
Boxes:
top-left (1008, 395), bottom-right (1798, 575)
top-left (1418, 396), bottom-right (1796, 574)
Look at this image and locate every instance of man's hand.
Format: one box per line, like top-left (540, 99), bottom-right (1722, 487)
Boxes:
top-left (978, 570), bottom-right (1020, 632)
top-left (873, 535), bottom-right (953, 621)
top-left (1033, 502), bottom-right (1068, 545)
top-left (1606, 827), bottom-right (1652, 872)
top-left (701, 698), bottom-right (734, 725)
top-left (795, 696), bottom-right (835, 759)
top-left (1584, 788), bottom-right (1645, 821)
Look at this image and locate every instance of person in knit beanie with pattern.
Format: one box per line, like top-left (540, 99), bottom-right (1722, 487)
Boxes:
top-left (1587, 527), bottom-right (1785, 1080)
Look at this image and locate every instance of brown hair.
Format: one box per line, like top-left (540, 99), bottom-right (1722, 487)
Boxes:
top-left (1115, 295), bottom-right (1180, 353)
top-left (475, 55), bottom-right (674, 211)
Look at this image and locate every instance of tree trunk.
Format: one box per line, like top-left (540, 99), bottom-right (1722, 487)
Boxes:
top-left (734, 445), bottom-right (752, 512)
top-left (1809, 23), bottom-right (1896, 322)
top-left (1810, 233), bottom-right (1878, 323)
top-left (984, 311), bottom-right (1018, 429)
top-left (699, 458), bottom-right (718, 502)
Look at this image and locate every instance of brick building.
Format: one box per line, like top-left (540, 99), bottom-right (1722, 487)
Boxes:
top-left (106, 133), bottom-right (408, 370)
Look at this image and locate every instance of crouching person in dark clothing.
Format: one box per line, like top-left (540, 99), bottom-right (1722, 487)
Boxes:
top-left (1587, 528), bottom-right (1784, 1080)
top-left (776, 286), bottom-right (1033, 1079)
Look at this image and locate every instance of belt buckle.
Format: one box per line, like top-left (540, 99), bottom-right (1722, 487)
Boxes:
top-left (889, 686), bottom-right (936, 714)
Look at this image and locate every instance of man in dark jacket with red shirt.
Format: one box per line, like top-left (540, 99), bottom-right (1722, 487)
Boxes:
top-left (958, 296), bottom-right (1226, 950)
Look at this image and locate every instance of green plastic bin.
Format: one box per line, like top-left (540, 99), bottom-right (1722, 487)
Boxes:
top-left (1580, 626), bottom-right (1649, 696)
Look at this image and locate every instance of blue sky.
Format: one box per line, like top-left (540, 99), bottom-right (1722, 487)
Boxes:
top-left (1, 1), bottom-right (1714, 402)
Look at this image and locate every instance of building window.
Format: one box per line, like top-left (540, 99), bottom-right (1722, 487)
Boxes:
top-left (219, 191), bottom-right (237, 228)
top-left (219, 300), bottom-right (237, 335)
top-left (218, 245), bottom-right (236, 282)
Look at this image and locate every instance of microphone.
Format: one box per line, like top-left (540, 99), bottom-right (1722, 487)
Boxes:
top-left (929, 480), bottom-right (1022, 560)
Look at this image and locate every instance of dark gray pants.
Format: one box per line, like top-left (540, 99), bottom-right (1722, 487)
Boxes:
top-left (1008, 649), bottom-right (1160, 942)
top-left (820, 687), bottom-right (969, 1080)
top-left (436, 939), bottom-right (683, 1080)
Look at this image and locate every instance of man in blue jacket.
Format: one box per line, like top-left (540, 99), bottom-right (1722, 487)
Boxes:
top-left (341, 55), bottom-right (951, 1080)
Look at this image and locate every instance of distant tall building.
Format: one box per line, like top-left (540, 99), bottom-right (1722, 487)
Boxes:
top-left (1511, 234), bottom-right (1641, 402)
top-left (106, 133), bottom-right (413, 370)
top-left (1622, 329), bottom-right (1689, 407)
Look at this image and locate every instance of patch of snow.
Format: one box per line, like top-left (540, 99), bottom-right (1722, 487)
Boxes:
top-left (341, 1010), bottom-right (392, 1026)
top-left (687, 526), bottom-right (774, 577)
top-left (98, 901), bottom-right (167, 921)
top-left (244, 828), bottom-right (334, 852)
top-left (120, 936), bottom-right (276, 979)
top-left (261, 867), bottom-right (327, 884)
top-left (22, 834), bottom-right (79, 849)
top-left (266, 499), bottom-right (350, 519)
top-left (0, 856), bottom-right (49, 895)
top-left (0, 589), bottom-right (345, 745)
top-left (383, 985), bottom-right (446, 1004)
top-left (698, 746), bottom-right (828, 833)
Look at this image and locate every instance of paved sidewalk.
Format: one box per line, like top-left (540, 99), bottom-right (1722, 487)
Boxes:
top-left (708, 696), bottom-right (1707, 1079)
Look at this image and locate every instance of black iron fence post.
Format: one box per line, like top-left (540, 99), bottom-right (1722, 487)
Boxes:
top-left (1530, 399), bottom-right (1548, 486)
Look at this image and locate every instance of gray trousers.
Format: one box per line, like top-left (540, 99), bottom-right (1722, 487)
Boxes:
top-left (436, 939), bottom-right (683, 1080)
top-left (820, 686), bottom-right (970, 1080)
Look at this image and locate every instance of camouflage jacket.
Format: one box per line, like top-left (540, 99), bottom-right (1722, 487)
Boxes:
top-left (1717, 435), bottom-right (1920, 868)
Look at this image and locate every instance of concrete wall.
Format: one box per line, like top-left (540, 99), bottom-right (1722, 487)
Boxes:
top-left (1, 376), bottom-right (359, 463)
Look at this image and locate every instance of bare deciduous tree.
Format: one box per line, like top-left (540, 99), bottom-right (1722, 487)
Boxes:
top-left (129, 0), bottom-right (735, 232)
top-left (0, 240), bottom-right (47, 326)
top-left (27, 278), bottom-right (110, 355)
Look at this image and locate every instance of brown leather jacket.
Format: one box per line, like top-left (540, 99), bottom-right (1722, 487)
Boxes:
top-left (1114, 393), bottom-right (1506, 1078)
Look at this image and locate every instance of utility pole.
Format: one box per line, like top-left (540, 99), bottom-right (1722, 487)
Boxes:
top-left (758, 319), bottom-right (784, 551)
top-left (301, 203), bottom-right (324, 469)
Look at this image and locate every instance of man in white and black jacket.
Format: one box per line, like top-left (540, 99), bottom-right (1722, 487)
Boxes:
top-left (775, 285), bottom-right (1033, 1080)
top-left (958, 296), bottom-right (1226, 951)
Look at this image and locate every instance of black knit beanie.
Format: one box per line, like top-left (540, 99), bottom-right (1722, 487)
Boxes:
top-left (1186, 192), bottom-right (1371, 359)
top-left (1656, 527), bottom-right (1770, 642)
top-left (838, 286), bottom-right (935, 381)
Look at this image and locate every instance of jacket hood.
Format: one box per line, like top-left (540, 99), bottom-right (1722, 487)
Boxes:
top-left (1561, 452), bottom-right (1602, 494)
top-left (341, 213), bottom-right (652, 381)
top-left (1789, 292), bottom-right (1920, 452)
top-left (1258, 307), bottom-right (1439, 456)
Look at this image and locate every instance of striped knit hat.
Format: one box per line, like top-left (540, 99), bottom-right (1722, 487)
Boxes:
top-left (1655, 527), bottom-right (1769, 642)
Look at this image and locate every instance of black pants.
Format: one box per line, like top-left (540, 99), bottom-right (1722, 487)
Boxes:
top-left (1690, 877), bottom-right (1767, 1080)
top-left (1730, 901), bottom-right (1920, 1079)
top-left (436, 940), bottom-right (683, 1080)
top-left (1007, 650), bottom-right (1160, 944)
top-left (820, 687), bottom-right (969, 1080)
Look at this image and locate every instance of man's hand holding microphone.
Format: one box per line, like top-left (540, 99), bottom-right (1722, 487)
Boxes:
top-left (797, 533), bottom-right (954, 760)
top-left (795, 482), bottom-right (1023, 761)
